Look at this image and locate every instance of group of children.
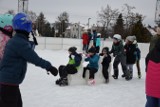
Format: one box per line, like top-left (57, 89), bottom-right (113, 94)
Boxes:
top-left (55, 33), bottom-right (142, 86)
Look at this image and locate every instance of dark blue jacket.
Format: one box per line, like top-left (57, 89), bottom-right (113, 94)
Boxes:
top-left (85, 54), bottom-right (100, 69)
top-left (0, 33), bottom-right (52, 85)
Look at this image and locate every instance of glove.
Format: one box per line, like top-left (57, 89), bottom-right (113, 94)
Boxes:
top-left (47, 66), bottom-right (58, 76)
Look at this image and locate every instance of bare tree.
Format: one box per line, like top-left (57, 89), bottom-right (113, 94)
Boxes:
top-left (28, 11), bottom-right (37, 23)
top-left (56, 11), bottom-right (69, 37)
top-left (98, 5), bottom-right (119, 38)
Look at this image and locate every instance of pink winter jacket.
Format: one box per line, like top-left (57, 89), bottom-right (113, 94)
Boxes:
top-left (146, 60), bottom-right (160, 98)
top-left (0, 31), bottom-right (10, 60)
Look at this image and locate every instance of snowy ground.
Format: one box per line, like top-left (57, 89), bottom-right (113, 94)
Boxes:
top-left (21, 50), bottom-right (146, 107)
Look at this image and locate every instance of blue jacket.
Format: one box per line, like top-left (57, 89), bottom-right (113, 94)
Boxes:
top-left (0, 33), bottom-right (52, 85)
top-left (85, 54), bottom-right (100, 69)
top-left (96, 37), bottom-right (101, 47)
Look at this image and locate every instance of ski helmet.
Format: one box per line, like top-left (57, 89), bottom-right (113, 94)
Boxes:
top-left (113, 34), bottom-right (122, 41)
top-left (13, 13), bottom-right (32, 33)
top-left (0, 14), bottom-right (13, 28)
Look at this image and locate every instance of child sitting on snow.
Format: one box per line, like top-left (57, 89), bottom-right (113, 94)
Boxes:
top-left (82, 47), bottom-right (100, 85)
top-left (99, 47), bottom-right (111, 83)
top-left (56, 47), bottom-right (82, 86)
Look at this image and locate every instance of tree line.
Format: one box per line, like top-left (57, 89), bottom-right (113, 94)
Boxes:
top-left (5, 4), bottom-right (152, 43)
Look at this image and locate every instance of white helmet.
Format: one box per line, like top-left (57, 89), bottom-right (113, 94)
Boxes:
top-left (97, 33), bottom-right (101, 36)
top-left (113, 34), bottom-right (122, 41)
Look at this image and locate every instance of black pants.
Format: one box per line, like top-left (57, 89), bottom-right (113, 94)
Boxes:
top-left (83, 67), bottom-right (98, 79)
top-left (59, 65), bottom-right (78, 78)
top-left (96, 46), bottom-right (100, 53)
top-left (113, 55), bottom-right (127, 77)
top-left (102, 66), bottom-right (109, 80)
top-left (0, 84), bottom-right (22, 107)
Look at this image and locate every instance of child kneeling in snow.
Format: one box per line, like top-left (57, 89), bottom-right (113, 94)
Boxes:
top-left (56, 47), bottom-right (82, 86)
top-left (82, 47), bottom-right (100, 85)
top-left (99, 47), bottom-right (111, 83)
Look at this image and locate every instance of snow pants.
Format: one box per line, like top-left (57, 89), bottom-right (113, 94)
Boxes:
top-left (0, 84), bottom-right (22, 107)
top-left (58, 65), bottom-right (78, 78)
top-left (145, 95), bottom-right (160, 107)
top-left (102, 66), bottom-right (109, 80)
top-left (83, 67), bottom-right (98, 79)
top-left (113, 55), bottom-right (127, 78)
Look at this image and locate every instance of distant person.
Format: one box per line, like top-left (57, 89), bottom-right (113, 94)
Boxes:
top-left (145, 38), bottom-right (160, 107)
top-left (87, 29), bottom-right (92, 49)
top-left (124, 36), bottom-right (137, 80)
top-left (82, 47), bottom-right (100, 85)
top-left (99, 47), bottom-right (111, 83)
top-left (0, 14), bottom-right (13, 63)
top-left (82, 30), bottom-right (89, 53)
top-left (149, 26), bottom-right (160, 52)
top-left (92, 30), bottom-right (97, 47)
top-left (0, 13), bottom-right (58, 107)
top-left (56, 47), bottom-right (82, 86)
top-left (95, 33), bottom-right (101, 53)
top-left (109, 34), bottom-right (128, 80)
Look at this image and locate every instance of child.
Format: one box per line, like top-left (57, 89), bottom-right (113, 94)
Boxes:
top-left (0, 14), bottom-right (13, 62)
top-left (82, 31), bottom-right (89, 53)
top-left (96, 33), bottom-right (101, 53)
top-left (82, 47), bottom-right (100, 85)
top-left (100, 47), bottom-right (111, 83)
top-left (124, 36), bottom-right (137, 80)
top-left (0, 13), bottom-right (58, 107)
top-left (132, 36), bottom-right (142, 79)
top-left (56, 47), bottom-right (82, 86)
top-left (145, 38), bottom-right (160, 107)
top-left (109, 34), bottom-right (128, 80)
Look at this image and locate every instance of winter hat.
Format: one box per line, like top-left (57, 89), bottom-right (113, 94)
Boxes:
top-left (88, 47), bottom-right (96, 53)
top-left (113, 34), bottom-right (122, 41)
top-left (68, 47), bottom-right (77, 53)
top-left (97, 33), bottom-right (101, 36)
top-left (126, 36), bottom-right (135, 42)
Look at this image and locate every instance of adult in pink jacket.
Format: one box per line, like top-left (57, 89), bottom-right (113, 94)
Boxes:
top-left (145, 38), bottom-right (160, 107)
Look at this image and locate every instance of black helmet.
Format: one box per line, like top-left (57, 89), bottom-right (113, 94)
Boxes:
top-left (88, 47), bottom-right (96, 53)
top-left (102, 47), bottom-right (109, 54)
top-left (68, 47), bottom-right (77, 53)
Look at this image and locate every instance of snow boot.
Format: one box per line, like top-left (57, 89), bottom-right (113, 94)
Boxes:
top-left (112, 75), bottom-right (118, 79)
top-left (121, 74), bottom-right (126, 78)
top-left (55, 78), bottom-right (62, 85)
top-left (88, 79), bottom-right (96, 85)
top-left (59, 78), bottom-right (68, 86)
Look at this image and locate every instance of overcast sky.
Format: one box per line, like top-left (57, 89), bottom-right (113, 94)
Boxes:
top-left (0, 0), bottom-right (157, 26)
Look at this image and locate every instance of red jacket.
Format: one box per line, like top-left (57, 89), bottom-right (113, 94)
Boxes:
top-left (146, 46), bottom-right (160, 98)
top-left (82, 33), bottom-right (89, 45)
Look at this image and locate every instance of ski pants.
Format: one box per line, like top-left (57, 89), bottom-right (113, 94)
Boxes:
top-left (58, 65), bottom-right (78, 78)
top-left (96, 46), bottom-right (100, 53)
top-left (102, 65), bottom-right (109, 80)
top-left (113, 55), bottom-right (127, 77)
top-left (83, 44), bottom-right (88, 53)
top-left (83, 67), bottom-right (98, 79)
top-left (0, 84), bottom-right (22, 107)
top-left (145, 95), bottom-right (160, 107)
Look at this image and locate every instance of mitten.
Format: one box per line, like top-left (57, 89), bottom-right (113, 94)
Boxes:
top-left (47, 66), bottom-right (58, 76)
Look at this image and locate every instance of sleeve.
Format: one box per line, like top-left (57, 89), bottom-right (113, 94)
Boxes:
top-left (145, 53), bottom-right (150, 72)
top-left (73, 55), bottom-right (81, 67)
top-left (109, 45), bottom-right (114, 54)
top-left (17, 41), bottom-right (52, 70)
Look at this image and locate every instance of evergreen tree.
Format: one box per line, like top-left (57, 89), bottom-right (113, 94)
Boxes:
top-left (114, 13), bottom-right (125, 38)
top-left (36, 12), bottom-right (46, 36)
top-left (131, 16), bottom-right (151, 43)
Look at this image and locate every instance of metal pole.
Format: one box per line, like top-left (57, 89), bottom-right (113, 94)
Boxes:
top-left (88, 18), bottom-right (91, 29)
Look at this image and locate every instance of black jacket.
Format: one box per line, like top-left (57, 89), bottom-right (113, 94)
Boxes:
top-left (124, 43), bottom-right (136, 64)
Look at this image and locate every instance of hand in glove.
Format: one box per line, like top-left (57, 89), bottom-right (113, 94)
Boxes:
top-left (47, 66), bottom-right (58, 76)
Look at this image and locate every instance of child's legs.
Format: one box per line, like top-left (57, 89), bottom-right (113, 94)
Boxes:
top-left (145, 95), bottom-right (159, 107)
top-left (58, 65), bottom-right (66, 78)
top-left (102, 66), bottom-right (109, 80)
top-left (136, 60), bottom-right (141, 73)
top-left (0, 84), bottom-right (22, 107)
top-left (113, 57), bottom-right (120, 77)
top-left (89, 68), bottom-right (98, 79)
top-left (120, 56), bottom-right (127, 75)
top-left (65, 65), bottom-right (77, 75)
